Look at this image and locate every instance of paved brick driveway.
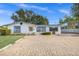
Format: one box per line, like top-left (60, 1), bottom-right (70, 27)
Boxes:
top-left (0, 35), bottom-right (79, 56)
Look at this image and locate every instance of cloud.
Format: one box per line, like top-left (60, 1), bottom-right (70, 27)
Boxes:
top-left (0, 9), bottom-right (12, 16)
top-left (17, 4), bottom-right (29, 8)
top-left (0, 9), bottom-right (5, 13)
top-left (58, 9), bottom-right (70, 15)
top-left (31, 5), bottom-right (53, 13)
top-left (16, 3), bottom-right (53, 13)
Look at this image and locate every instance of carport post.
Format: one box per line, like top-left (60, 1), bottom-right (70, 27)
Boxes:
top-left (58, 25), bottom-right (61, 35)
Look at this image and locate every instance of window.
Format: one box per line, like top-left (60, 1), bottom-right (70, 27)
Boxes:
top-left (29, 27), bottom-right (33, 31)
top-left (14, 26), bottom-right (21, 33)
top-left (49, 27), bottom-right (53, 31)
top-left (49, 27), bottom-right (58, 31)
top-left (36, 26), bottom-right (46, 32)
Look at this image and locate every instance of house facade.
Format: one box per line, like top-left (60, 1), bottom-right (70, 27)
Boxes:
top-left (3, 22), bottom-right (61, 35)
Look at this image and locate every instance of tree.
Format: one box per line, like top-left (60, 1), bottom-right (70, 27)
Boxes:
top-left (59, 16), bottom-right (72, 24)
top-left (32, 15), bottom-right (49, 25)
top-left (72, 3), bottom-right (79, 22)
top-left (72, 4), bottom-right (79, 17)
top-left (64, 16), bottom-right (76, 29)
top-left (11, 13), bottom-right (19, 22)
top-left (59, 15), bottom-right (77, 29)
top-left (11, 9), bottom-right (49, 25)
top-left (59, 19), bottom-right (64, 24)
top-left (59, 3), bottom-right (79, 29)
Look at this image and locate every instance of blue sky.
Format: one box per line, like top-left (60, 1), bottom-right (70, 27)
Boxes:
top-left (0, 3), bottom-right (72, 25)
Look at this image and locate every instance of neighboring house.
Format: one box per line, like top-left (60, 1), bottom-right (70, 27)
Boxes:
top-left (1, 22), bottom-right (61, 35)
top-left (62, 21), bottom-right (79, 29)
top-left (61, 22), bottom-right (79, 34)
top-left (67, 21), bottom-right (77, 29)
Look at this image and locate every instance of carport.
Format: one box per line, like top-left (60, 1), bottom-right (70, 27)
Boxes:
top-left (35, 24), bottom-right (61, 35)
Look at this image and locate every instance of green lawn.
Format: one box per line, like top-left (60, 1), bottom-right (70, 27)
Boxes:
top-left (0, 35), bottom-right (24, 49)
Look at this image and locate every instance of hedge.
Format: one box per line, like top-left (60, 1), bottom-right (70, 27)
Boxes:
top-left (0, 28), bottom-right (11, 35)
top-left (41, 32), bottom-right (51, 35)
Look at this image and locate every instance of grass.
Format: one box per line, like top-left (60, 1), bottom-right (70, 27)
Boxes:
top-left (0, 35), bottom-right (24, 49)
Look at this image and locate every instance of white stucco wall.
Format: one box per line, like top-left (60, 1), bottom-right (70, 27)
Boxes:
top-left (46, 26), bottom-right (49, 32)
top-left (58, 25), bottom-right (61, 34)
top-left (6, 22), bottom-right (61, 35)
top-left (7, 22), bottom-right (35, 34)
top-left (55, 25), bottom-right (61, 35)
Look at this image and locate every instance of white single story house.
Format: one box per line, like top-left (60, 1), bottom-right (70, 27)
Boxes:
top-left (2, 22), bottom-right (61, 35)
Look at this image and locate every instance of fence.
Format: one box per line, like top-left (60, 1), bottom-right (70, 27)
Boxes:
top-left (61, 29), bottom-right (79, 34)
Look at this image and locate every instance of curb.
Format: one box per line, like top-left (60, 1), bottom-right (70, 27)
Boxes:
top-left (0, 37), bottom-right (25, 51)
top-left (0, 44), bottom-right (12, 51)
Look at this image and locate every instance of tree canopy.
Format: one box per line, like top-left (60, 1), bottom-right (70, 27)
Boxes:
top-left (59, 16), bottom-right (73, 24)
top-left (11, 9), bottom-right (49, 25)
top-left (59, 3), bottom-right (79, 29)
top-left (71, 3), bottom-right (79, 22)
top-left (59, 3), bottom-right (79, 24)
top-left (72, 4), bottom-right (79, 17)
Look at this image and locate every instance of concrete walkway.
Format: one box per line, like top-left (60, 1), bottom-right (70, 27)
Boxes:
top-left (0, 35), bottom-right (79, 56)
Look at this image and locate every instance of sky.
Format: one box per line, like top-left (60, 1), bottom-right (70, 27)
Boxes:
top-left (0, 3), bottom-right (73, 25)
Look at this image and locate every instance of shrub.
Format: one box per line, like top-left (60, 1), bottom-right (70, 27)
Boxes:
top-left (31, 32), bottom-right (35, 35)
top-left (41, 32), bottom-right (51, 35)
top-left (0, 27), bottom-right (11, 35)
top-left (6, 29), bottom-right (11, 35)
top-left (0, 29), bottom-right (6, 35)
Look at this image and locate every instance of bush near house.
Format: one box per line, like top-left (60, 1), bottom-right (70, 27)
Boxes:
top-left (41, 32), bottom-right (51, 35)
top-left (0, 26), bottom-right (11, 35)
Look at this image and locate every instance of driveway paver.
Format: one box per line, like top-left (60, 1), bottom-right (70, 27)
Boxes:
top-left (0, 35), bottom-right (79, 56)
